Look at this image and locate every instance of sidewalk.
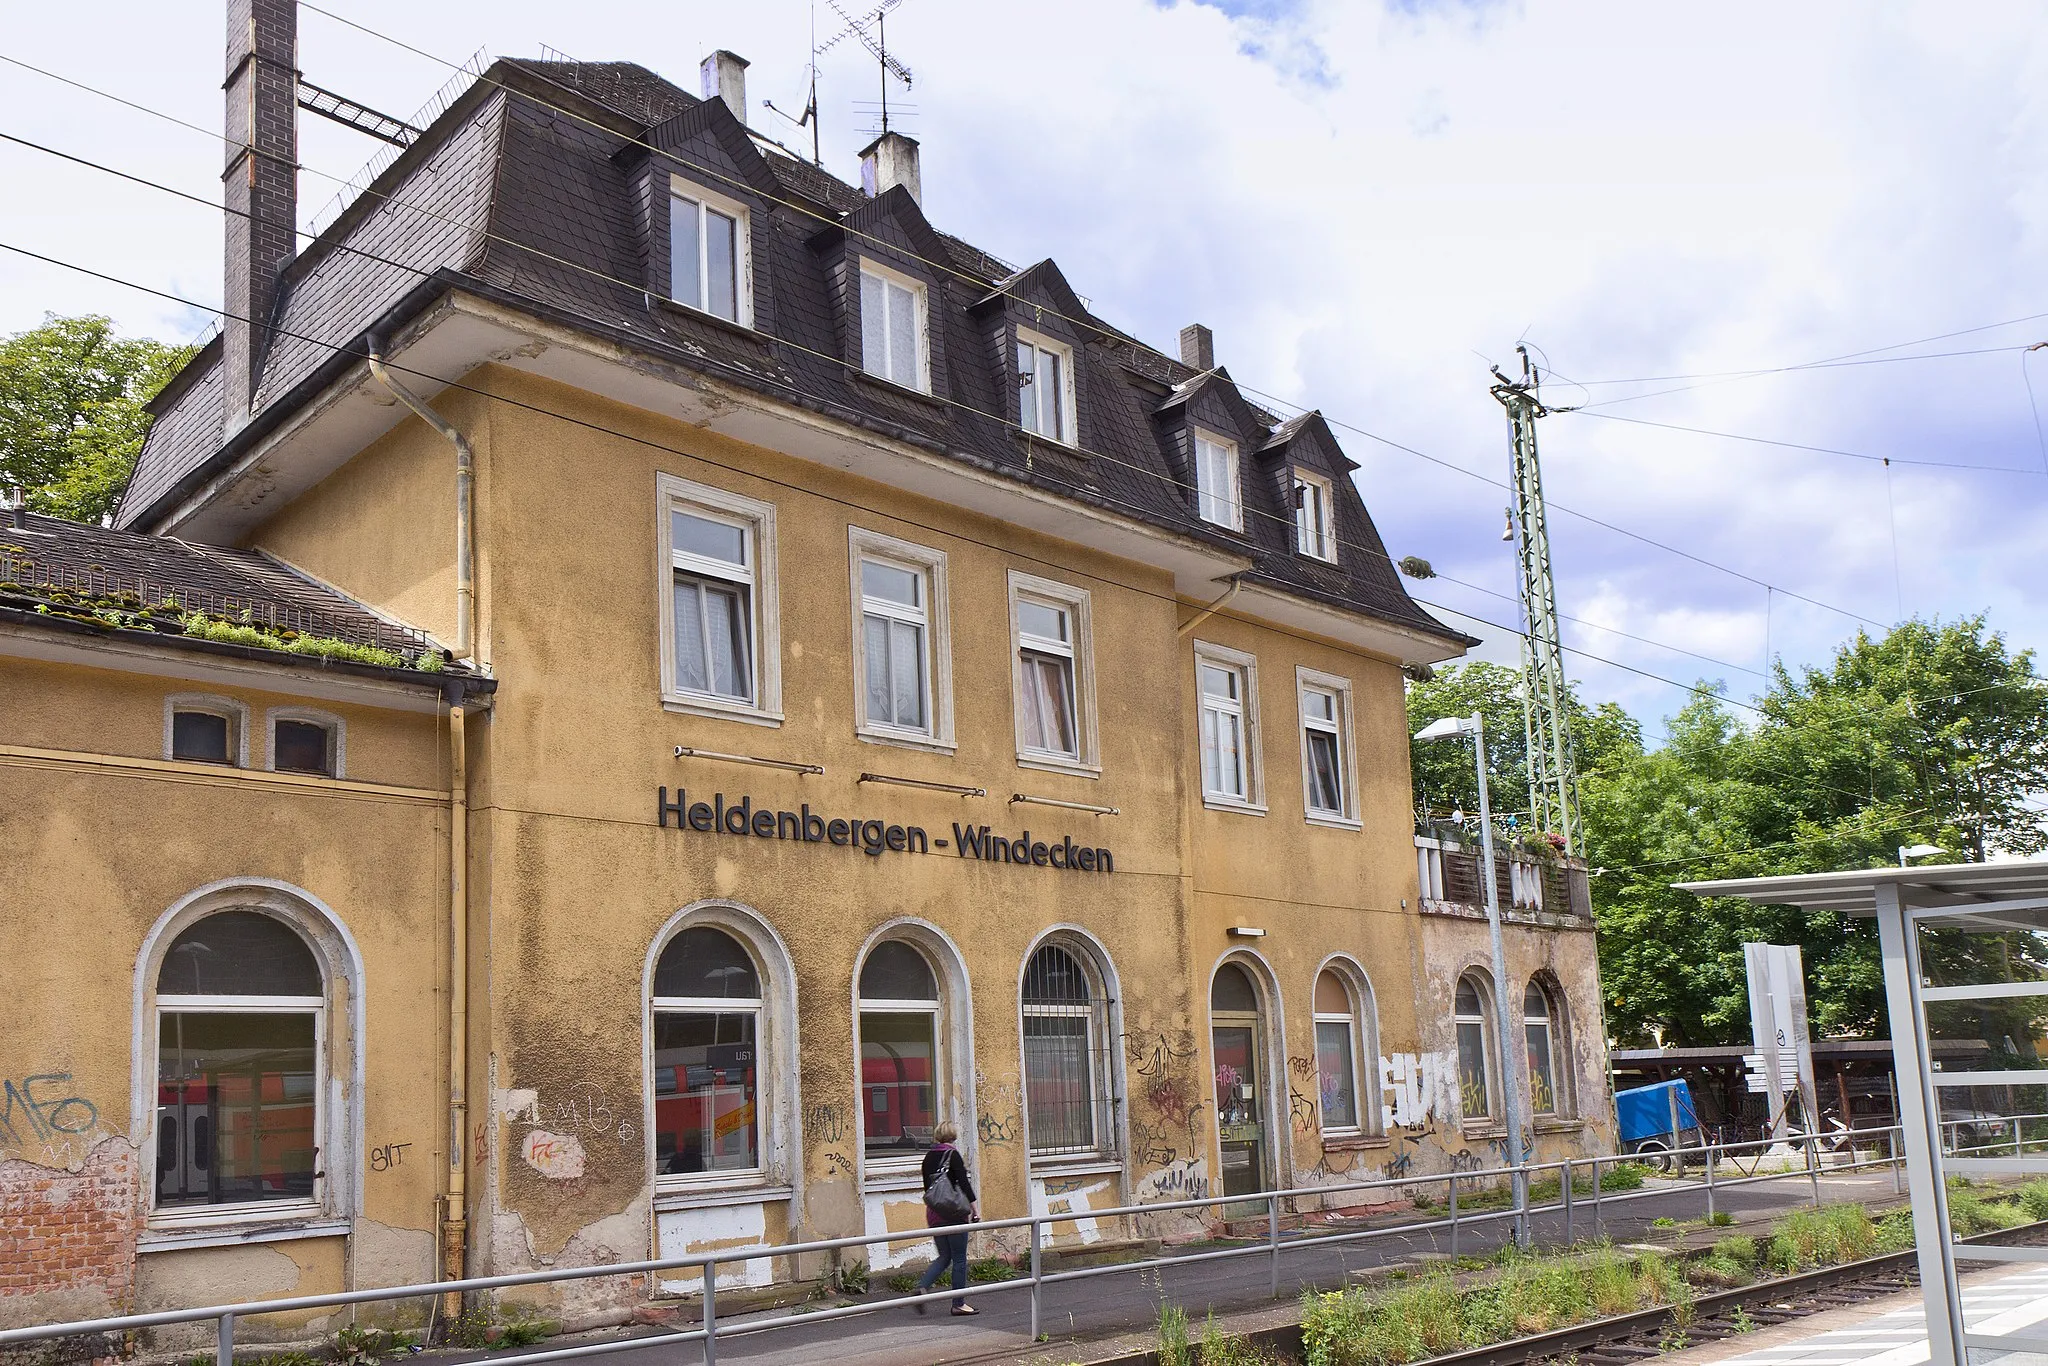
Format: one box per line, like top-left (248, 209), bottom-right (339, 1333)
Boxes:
top-left (1662, 1261), bottom-right (2048, 1366)
top-left (461, 1168), bottom-right (1905, 1366)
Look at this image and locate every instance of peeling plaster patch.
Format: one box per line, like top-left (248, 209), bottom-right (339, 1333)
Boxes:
top-left (521, 1130), bottom-right (585, 1180)
top-left (862, 1192), bottom-right (935, 1270)
top-left (350, 1218), bottom-right (438, 1294)
top-left (656, 1202), bottom-right (771, 1292)
top-left (489, 1194), bottom-right (652, 1330)
top-left (497, 1088), bottom-right (539, 1124)
top-left (0, 1138), bottom-right (138, 1323)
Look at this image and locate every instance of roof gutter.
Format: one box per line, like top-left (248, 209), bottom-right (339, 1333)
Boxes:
top-left (366, 343), bottom-right (475, 664)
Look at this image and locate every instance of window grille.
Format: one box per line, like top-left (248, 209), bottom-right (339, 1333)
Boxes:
top-left (1022, 943), bottom-right (1117, 1159)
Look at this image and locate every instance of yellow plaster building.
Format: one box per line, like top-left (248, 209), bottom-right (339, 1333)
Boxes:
top-left (0, 8), bottom-right (1611, 1329)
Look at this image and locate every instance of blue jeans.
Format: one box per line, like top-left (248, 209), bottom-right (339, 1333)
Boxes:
top-left (915, 1229), bottom-right (969, 1308)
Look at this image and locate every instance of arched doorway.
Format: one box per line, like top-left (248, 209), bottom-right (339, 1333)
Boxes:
top-left (1210, 961), bottom-right (1269, 1202)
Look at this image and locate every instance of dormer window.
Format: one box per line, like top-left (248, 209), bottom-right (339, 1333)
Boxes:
top-left (860, 261), bottom-right (929, 392)
top-left (1016, 331), bottom-right (1074, 444)
top-left (1294, 469), bottom-right (1335, 561)
top-left (1194, 431), bottom-right (1241, 530)
top-left (670, 183), bottom-right (750, 325)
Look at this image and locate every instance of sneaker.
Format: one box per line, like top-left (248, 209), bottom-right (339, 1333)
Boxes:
top-left (951, 1305), bottom-right (978, 1316)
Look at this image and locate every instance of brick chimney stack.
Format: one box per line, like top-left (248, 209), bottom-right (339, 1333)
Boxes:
top-left (1179, 324), bottom-right (1215, 372)
top-left (223, 0), bottom-right (299, 425)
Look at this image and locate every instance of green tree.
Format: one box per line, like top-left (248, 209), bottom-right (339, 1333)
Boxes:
top-left (1586, 617), bottom-right (2048, 1046)
top-left (0, 314), bottom-right (193, 524)
top-left (1404, 660), bottom-right (1638, 835)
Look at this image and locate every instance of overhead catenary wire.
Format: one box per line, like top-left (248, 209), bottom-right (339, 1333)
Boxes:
top-left (0, 125), bottom-right (1819, 686)
top-left (1563, 409), bottom-right (2042, 476)
top-left (161, 13), bottom-right (1903, 634)
top-left (13, 231), bottom-right (2041, 752)
top-left (3, 239), bottom-right (2035, 876)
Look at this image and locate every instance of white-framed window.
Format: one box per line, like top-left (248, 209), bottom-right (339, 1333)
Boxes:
top-left (669, 179), bottom-right (751, 326)
top-left (1194, 641), bottom-right (1262, 811)
top-left (265, 708), bottom-right (343, 779)
top-left (651, 926), bottom-right (764, 1182)
top-left (1525, 977), bottom-right (1568, 1118)
top-left (165, 694), bottom-right (248, 767)
top-left (1294, 469), bottom-right (1335, 561)
top-left (1194, 430), bottom-right (1241, 530)
top-left (657, 474), bottom-right (782, 725)
top-left (857, 940), bottom-right (944, 1162)
top-left (1455, 970), bottom-right (1500, 1124)
top-left (849, 529), bottom-right (954, 750)
top-left (1021, 939), bottom-right (1117, 1160)
top-left (1297, 668), bottom-right (1358, 828)
top-left (153, 911), bottom-right (325, 1218)
top-left (1313, 968), bottom-right (1369, 1137)
top-left (1008, 571), bottom-right (1099, 776)
top-left (1016, 329), bottom-right (1076, 445)
top-left (859, 259), bottom-right (930, 392)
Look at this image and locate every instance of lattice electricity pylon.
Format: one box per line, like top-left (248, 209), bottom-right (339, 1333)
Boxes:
top-left (1491, 347), bottom-right (1582, 855)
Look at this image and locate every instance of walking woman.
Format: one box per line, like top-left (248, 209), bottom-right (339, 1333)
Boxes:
top-left (912, 1122), bottom-right (979, 1315)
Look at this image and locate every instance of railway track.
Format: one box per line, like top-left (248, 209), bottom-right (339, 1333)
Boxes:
top-left (1427, 1222), bottom-right (2048, 1366)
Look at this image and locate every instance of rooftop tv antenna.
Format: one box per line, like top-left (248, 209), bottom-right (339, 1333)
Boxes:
top-left (1491, 345), bottom-right (1583, 855)
top-left (819, 0), bottom-right (914, 135)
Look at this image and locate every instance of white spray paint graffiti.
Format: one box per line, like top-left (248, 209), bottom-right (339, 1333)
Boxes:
top-left (1380, 1051), bottom-right (1457, 1130)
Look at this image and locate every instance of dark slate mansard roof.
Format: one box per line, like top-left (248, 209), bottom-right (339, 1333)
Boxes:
top-left (124, 57), bottom-right (1467, 648)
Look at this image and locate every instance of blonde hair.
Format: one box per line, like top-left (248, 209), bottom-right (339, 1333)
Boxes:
top-left (933, 1121), bottom-right (960, 1144)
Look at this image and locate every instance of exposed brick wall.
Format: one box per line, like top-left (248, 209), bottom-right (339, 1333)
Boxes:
top-left (0, 1143), bottom-right (140, 1309)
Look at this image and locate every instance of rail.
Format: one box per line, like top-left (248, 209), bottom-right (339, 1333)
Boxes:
top-left (0, 1121), bottom-right (1984, 1365)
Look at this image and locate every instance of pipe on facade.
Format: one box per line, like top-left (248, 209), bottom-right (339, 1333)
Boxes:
top-left (440, 691), bottom-right (470, 1310)
top-left (366, 350), bottom-right (474, 662)
top-left (1175, 574), bottom-right (1245, 639)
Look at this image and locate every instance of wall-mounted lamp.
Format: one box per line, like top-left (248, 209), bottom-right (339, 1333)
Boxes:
top-left (1012, 792), bottom-right (1119, 816)
top-left (1227, 926), bottom-right (1266, 938)
top-left (859, 772), bottom-right (987, 798)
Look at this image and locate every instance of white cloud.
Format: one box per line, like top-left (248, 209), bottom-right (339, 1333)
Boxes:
top-left (4, 0), bottom-right (2046, 737)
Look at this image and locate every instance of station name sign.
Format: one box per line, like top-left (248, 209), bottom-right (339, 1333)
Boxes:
top-left (656, 787), bottom-right (1113, 873)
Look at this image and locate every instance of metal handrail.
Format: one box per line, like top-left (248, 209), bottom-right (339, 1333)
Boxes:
top-left (0, 1123), bottom-right (1949, 1365)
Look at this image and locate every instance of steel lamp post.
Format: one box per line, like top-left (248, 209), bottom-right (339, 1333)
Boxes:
top-left (1416, 711), bottom-right (1531, 1245)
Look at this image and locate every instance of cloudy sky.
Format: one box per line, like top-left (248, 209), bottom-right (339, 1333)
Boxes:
top-left (6, 0), bottom-right (2047, 739)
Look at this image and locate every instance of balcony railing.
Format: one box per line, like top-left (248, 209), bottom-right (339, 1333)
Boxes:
top-left (1415, 832), bottom-right (1592, 919)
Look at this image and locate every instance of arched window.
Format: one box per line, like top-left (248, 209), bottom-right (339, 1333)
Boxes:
top-left (155, 911), bottom-right (324, 1210)
top-left (652, 927), bottom-right (763, 1177)
top-left (1525, 978), bottom-right (1566, 1118)
top-left (1022, 941), bottom-right (1114, 1158)
top-left (1454, 971), bottom-right (1498, 1123)
top-left (859, 940), bottom-right (942, 1159)
top-left (1313, 966), bottom-right (1381, 1137)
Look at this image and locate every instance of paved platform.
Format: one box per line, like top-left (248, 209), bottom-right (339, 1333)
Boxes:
top-left (1665, 1262), bottom-right (2048, 1366)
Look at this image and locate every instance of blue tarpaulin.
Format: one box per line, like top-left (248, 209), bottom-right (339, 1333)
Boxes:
top-left (1615, 1079), bottom-right (1699, 1145)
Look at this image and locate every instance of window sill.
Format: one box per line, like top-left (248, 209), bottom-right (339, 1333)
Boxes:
top-left (857, 726), bottom-right (958, 757)
top-left (864, 1162), bottom-right (927, 1193)
top-left (1016, 752), bottom-right (1101, 780)
top-left (1534, 1118), bottom-right (1585, 1135)
top-left (141, 1211), bottom-right (343, 1253)
top-left (655, 1181), bottom-right (793, 1212)
top-left (1201, 794), bottom-right (1268, 817)
top-left (1458, 1123), bottom-right (1505, 1142)
top-left (852, 371), bottom-right (945, 412)
top-left (650, 296), bottom-right (762, 344)
top-left (1028, 1155), bottom-right (1123, 1178)
top-left (1304, 811), bottom-right (1363, 832)
top-left (662, 695), bottom-right (785, 728)
top-left (1321, 1134), bottom-right (1389, 1154)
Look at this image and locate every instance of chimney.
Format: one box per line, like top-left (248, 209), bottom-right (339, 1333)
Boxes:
top-left (223, 0), bottom-right (298, 424)
top-left (859, 131), bottom-right (922, 205)
top-left (1179, 324), bottom-right (1215, 371)
top-left (699, 50), bottom-right (749, 126)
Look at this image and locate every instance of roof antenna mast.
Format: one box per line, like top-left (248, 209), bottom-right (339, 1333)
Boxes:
top-left (1491, 345), bottom-right (1583, 856)
top-left (763, 2), bottom-right (824, 165)
top-left (818, 0), bottom-right (914, 136)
